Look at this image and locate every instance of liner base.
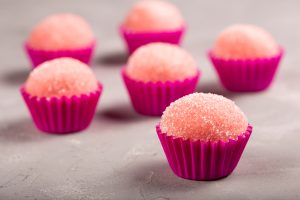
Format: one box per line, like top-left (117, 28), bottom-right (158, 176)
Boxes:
top-left (20, 85), bottom-right (102, 134)
top-left (156, 124), bottom-right (252, 181)
top-left (25, 41), bottom-right (96, 68)
top-left (120, 26), bottom-right (185, 54)
top-left (209, 49), bottom-right (284, 92)
top-left (122, 69), bottom-right (200, 116)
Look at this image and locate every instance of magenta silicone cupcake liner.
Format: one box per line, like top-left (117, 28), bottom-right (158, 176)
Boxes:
top-left (24, 40), bottom-right (96, 68)
top-left (20, 84), bottom-right (102, 134)
top-left (120, 26), bottom-right (185, 54)
top-left (122, 68), bottom-right (200, 116)
top-left (156, 124), bottom-right (252, 181)
top-left (208, 49), bottom-right (284, 92)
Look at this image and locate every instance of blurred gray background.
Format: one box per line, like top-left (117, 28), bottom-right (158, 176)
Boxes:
top-left (0, 0), bottom-right (299, 199)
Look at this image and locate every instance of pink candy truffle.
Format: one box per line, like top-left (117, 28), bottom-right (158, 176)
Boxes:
top-left (126, 43), bottom-right (197, 82)
top-left (212, 24), bottom-right (279, 59)
top-left (27, 13), bottom-right (94, 51)
top-left (160, 93), bottom-right (248, 142)
top-left (123, 0), bottom-right (184, 32)
top-left (25, 57), bottom-right (98, 98)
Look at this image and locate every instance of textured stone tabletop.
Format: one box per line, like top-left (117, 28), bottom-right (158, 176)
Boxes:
top-left (0, 0), bottom-right (299, 199)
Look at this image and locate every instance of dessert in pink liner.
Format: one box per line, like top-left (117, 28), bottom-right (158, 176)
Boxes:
top-left (122, 43), bottom-right (200, 116)
top-left (25, 13), bottom-right (96, 67)
top-left (157, 93), bottom-right (252, 180)
top-left (120, 0), bottom-right (185, 54)
top-left (208, 24), bottom-right (284, 92)
top-left (20, 57), bottom-right (103, 134)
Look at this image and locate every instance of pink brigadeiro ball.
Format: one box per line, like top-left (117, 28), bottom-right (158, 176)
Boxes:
top-left (208, 24), bottom-right (284, 92)
top-left (120, 0), bottom-right (186, 54)
top-left (212, 24), bottom-right (279, 59)
top-left (21, 57), bottom-right (102, 134)
top-left (27, 13), bottom-right (94, 51)
top-left (156, 93), bottom-right (252, 180)
top-left (126, 42), bottom-right (198, 82)
top-left (25, 57), bottom-right (98, 98)
top-left (25, 13), bottom-right (96, 67)
top-left (160, 93), bottom-right (248, 142)
top-left (123, 0), bottom-right (184, 32)
top-left (122, 43), bottom-right (200, 116)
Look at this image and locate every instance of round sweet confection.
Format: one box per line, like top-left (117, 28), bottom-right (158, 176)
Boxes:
top-left (123, 0), bottom-right (184, 32)
top-left (25, 57), bottom-right (98, 98)
top-left (212, 24), bottom-right (279, 59)
top-left (160, 93), bottom-right (248, 142)
top-left (27, 13), bottom-right (94, 51)
top-left (126, 43), bottom-right (197, 82)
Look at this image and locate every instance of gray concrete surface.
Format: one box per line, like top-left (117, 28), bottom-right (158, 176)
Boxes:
top-left (0, 0), bottom-right (300, 199)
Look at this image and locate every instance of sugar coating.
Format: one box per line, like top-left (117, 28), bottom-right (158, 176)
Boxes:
top-left (212, 24), bottom-right (279, 59)
top-left (126, 43), bottom-right (197, 82)
top-left (25, 58), bottom-right (98, 98)
top-left (123, 0), bottom-right (184, 32)
top-left (160, 93), bottom-right (248, 142)
top-left (27, 13), bottom-right (94, 51)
